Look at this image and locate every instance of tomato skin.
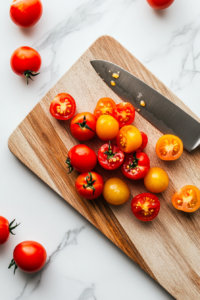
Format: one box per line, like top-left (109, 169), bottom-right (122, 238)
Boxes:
top-left (122, 151), bottom-right (150, 180)
top-left (75, 172), bottom-right (104, 200)
top-left (96, 115), bottom-right (119, 141)
top-left (10, 0), bottom-right (43, 28)
top-left (172, 185), bottom-right (200, 213)
top-left (144, 167), bottom-right (169, 193)
top-left (137, 132), bottom-right (148, 151)
top-left (50, 93), bottom-right (76, 121)
top-left (98, 142), bottom-right (124, 170)
top-left (131, 193), bottom-right (160, 222)
top-left (0, 217), bottom-right (20, 245)
top-left (156, 134), bottom-right (183, 161)
top-left (113, 102), bottom-right (135, 127)
top-left (103, 178), bottom-right (130, 206)
top-left (147, 0), bottom-right (174, 9)
top-left (66, 145), bottom-right (97, 173)
top-left (70, 112), bottom-right (96, 141)
top-left (94, 98), bottom-right (116, 119)
top-left (116, 125), bottom-right (142, 153)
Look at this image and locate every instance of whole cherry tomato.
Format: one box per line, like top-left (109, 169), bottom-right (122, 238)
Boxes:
top-left (131, 193), bottom-right (160, 222)
top-left (103, 178), bottom-right (130, 206)
top-left (66, 145), bottom-right (97, 173)
top-left (9, 241), bottom-right (47, 274)
top-left (96, 115), bottom-right (119, 141)
top-left (0, 217), bottom-right (20, 245)
top-left (172, 185), bottom-right (200, 213)
top-left (147, 0), bottom-right (174, 9)
top-left (94, 98), bottom-right (116, 119)
top-left (10, 0), bottom-right (43, 28)
top-left (113, 102), bottom-right (135, 127)
top-left (156, 134), bottom-right (183, 161)
top-left (75, 172), bottom-right (104, 200)
top-left (122, 151), bottom-right (150, 180)
top-left (98, 141), bottom-right (124, 170)
top-left (144, 167), bottom-right (169, 193)
top-left (137, 132), bottom-right (148, 151)
top-left (116, 125), bottom-right (142, 153)
top-left (70, 112), bottom-right (96, 141)
top-left (10, 47), bottom-right (41, 84)
top-left (50, 93), bottom-right (76, 121)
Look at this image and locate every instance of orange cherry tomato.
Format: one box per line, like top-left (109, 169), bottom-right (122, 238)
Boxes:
top-left (172, 185), bottom-right (200, 213)
top-left (94, 98), bottom-right (116, 119)
top-left (96, 115), bottom-right (119, 141)
top-left (50, 93), bottom-right (76, 121)
top-left (103, 178), bottom-right (130, 206)
top-left (116, 125), bottom-right (142, 153)
top-left (144, 167), bottom-right (169, 193)
top-left (156, 134), bottom-right (183, 161)
top-left (113, 102), bottom-right (135, 127)
top-left (70, 112), bottom-right (96, 141)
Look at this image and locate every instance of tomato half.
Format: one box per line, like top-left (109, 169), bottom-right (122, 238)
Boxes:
top-left (50, 93), bottom-right (76, 121)
top-left (116, 125), bottom-right (142, 153)
top-left (94, 98), bottom-right (116, 119)
top-left (137, 132), bottom-right (148, 151)
top-left (147, 0), bottom-right (174, 9)
top-left (172, 185), bottom-right (200, 213)
top-left (96, 115), bottom-right (119, 141)
top-left (131, 193), bottom-right (160, 222)
top-left (9, 241), bottom-right (47, 274)
top-left (156, 134), bottom-right (183, 161)
top-left (10, 0), bottom-right (43, 28)
top-left (75, 172), bottom-right (104, 200)
top-left (144, 167), bottom-right (169, 193)
top-left (113, 102), bottom-right (135, 127)
top-left (70, 112), bottom-right (96, 141)
top-left (103, 178), bottom-right (130, 205)
top-left (66, 145), bottom-right (97, 173)
top-left (0, 217), bottom-right (20, 245)
top-left (98, 141), bottom-right (124, 170)
top-left (10, 47), bottom-right (41, 84)
top-left (122, 151), bottom-right (150, 180)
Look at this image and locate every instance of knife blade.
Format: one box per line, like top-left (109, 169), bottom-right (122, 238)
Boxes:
top-left (90, 59), bottom-right (200, 152)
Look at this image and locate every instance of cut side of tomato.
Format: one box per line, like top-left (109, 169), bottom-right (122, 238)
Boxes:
top-left (50, 93), bottom-right (76, 121)
top-left (116, 125), bottom-right (142, 153)
top-left (156, 134), bottom-right (183, 161)
top-left (172, 185), bottom-right (200, 213)
top-left (122, 151), bottom-right (150, 180)
top-left (98, 141), bottom-right (124, 170)
top-left (94, 98), bottom-right (116, 119)
top-left (113, 102), bottom-right (135, 127)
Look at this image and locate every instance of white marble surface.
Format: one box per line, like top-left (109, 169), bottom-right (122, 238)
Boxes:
top-left (1, 0), bottom-right (200, 299)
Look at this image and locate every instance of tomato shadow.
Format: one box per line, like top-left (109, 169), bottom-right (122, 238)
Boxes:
top-left (152, 8), bottom-right (169, 18)
top-left (19, 26), bottom-right (38, 37)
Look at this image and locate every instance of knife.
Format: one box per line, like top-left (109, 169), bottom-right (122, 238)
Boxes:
top-left (90, 59), bottom-right (200, 152)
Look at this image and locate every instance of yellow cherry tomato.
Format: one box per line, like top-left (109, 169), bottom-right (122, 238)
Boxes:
top-left (156, 134), bottom-right (183, 161)
top-left (116, 125), bottom-right (142, 153)
top-left (103, 178), bottom-right (130, 205)
top-left (144, 167), bottom-right (169, 193)
top-left (96, 115), bottom-right (119, 141)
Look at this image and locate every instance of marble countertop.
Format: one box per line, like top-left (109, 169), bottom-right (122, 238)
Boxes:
top-left (1, 0), bottom-right (200, 299)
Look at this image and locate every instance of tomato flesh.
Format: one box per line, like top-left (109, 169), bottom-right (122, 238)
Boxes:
top-left (172, 185), bottom-right (200, 213)
top-left (50, 93), bottom-right (76, 121)
top-left (156, 134), bottom-right (183, 161)
top-left (98, 141), bottom-right (124, 170)
top-left (147, 0), bottom-right (174, 9)
top-left (137, 132), bottom-right (148, 151)
top-left (113, 102), bottom-right (135, 127)
top-left (70, 112), bottom-right (96, 141)
top-left (75, 172), bottom-right (104, 200)
top-left (116, 125), bottom-right (142, 153)
top-left (122, 151), bottom-right (150, 180)
top-left (131, 193), bottom-right (160, 221)
top-left (94, 98), bottom-right (116, 119)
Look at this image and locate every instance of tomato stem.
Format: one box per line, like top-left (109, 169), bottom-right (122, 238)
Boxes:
top-left (76, 115), bottom-right (94, 132)
top-left (103, 141), bottom-right (117, 160)
top-left (66, 157), bottom-right (73, 173)
top-left (128, 152), bottom-right (139, 169)
top-left (83, 172), bottom-right (97, 195)
top-left (9, 219), bottom-right (20, 235)
top-left (23, 70), bottom-right (40, 85)
top-left (8, 259), bottom-right (18, 274)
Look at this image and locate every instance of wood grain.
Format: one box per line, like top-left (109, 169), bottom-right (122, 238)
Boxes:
top-left (8, 36), bottom-right (200, 300)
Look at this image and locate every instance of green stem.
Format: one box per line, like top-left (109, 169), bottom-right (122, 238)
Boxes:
top-left (66, 157), bottom-right (73, 173)
top-left (83, 172), bottom-right (97, 195)
top-left (76, 115), bottom-right (94, 132)
top-left (103, 141), bottom-right (117, 160)
top-left (128, 152), bottom-right (139, 169)
top-left (9, 219), bottom-right (20, 235)
top-left (8, 259), bottom-right (18, 274)
top-left (23, 70), bottom-right (40, 85)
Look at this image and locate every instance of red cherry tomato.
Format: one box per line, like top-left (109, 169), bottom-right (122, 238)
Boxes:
top-left (10, 47), bottom-right (41, 84)
top-left (0, 217), bottom-right (20, 245)
top-left (147, 0), bottom-right (174, 10)
top-left (137, 132), bottom-right (148, 151)
top-left (9, 241), bottom-right (47, 274)
top-left (10, 0), bottom-right (43, 28)
top-left (113, 102), bottom-right (135, 127)
top-left (98, 141), bottom-right (124, 170)
top-left (122, 151), bottom-right (150, 180)
top-left (131, 193), bottom-right (160, 222)
top-left (75, 172), bottom-right (104, 200)
top-left (50, 93), bottom-right (76, 121)
top-left (70, 112), bottom-right (96, 141)
top-left (66, 145), bottom-right (97, 173)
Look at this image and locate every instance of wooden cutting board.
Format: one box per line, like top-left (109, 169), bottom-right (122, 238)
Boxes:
top-left (8, 36), bottom-right (200, 300)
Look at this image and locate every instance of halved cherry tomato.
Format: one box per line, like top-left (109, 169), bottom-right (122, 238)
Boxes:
top-left (96, 115), bottom-right (119, 141)
top-left (113, 102), bottom-right (135, 127)
top-left (122, 151), bottom-right (150, 180)
top-left (94, 98), bottom-right (116, 119)
top-left (103, 178), bottom-right (130, 205)
top-left (75, 172), bottom-right (104, 200)
top-left (0, 217), bottom-right (20, 245)
top-left (156, 134), bottom-right (183, 161)
top-left (131, 193), bottom-right (160, 222)
top-left (144, 167), bottom-right (169, 193)
top-left (70, 112), bottom-right (96, 141)
top-left (66, 145), bottom-right (97, 173)
top-left (116, 125), bottom-right (142, 153)
top-left (172, 185), bottom-right (200, 213)
top-left (137, 132), bottom-right (148, 151)
top-left (98, 141), bottom-right (124, 170)
top-left (50, 93), bottom-right (76, 121)
top-left (147, 0), bottom-right (174, 10)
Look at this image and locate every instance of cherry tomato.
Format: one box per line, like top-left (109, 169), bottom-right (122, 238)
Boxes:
top-left (147, 0), bottom-right (174, 9)
top-left (116, 125), bottom-right (142, 153)
top-left (70, 112), bottom-right (96, 141)
top-left (9, 241), bottom-right (47, 274)
top-left (144, 167), bottom-right (169, 193)
top-left (96, 115), bottom-right (119, 141)
top-left (137, 132), bottom-right (148, 151)
top-left (10, 0), bottom-right (43, 28)
top-left (0, 217), bottom-right (20, 245)
top-left (156, 134), bottom-right (183, 161)
top-left (172, 185), bottom-right (200, 213)
top-left (122, 151), bottom-right (150, 180)
top-left (66, 145), bottom-right (97, 173)
top-left (113, 102), bottom-right (135, 127)
top-left (75, 172), bottom-right (104, 200)
top-left (131, 193), bottom-right (160, 222)
top-left (10, 47), bottom-right (41, 84)
top-left (103, 178), bottom-right (130, 206)
top-left (94, 98), bottom-right (116, 119)
top-left (50, 93), bottom-right (76, 121)
top-left (98, 141), bottom-right (124, 170)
